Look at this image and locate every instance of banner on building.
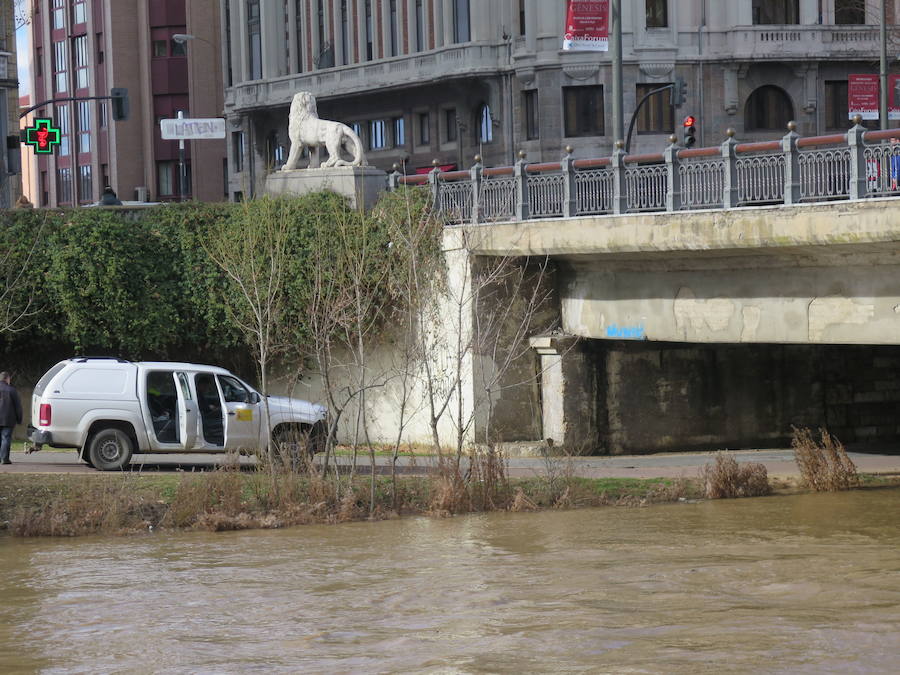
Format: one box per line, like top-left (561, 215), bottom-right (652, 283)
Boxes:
top-left (562, 0), bottom-right (610, 52)
top-left (890, 74), bottom-right (900, 120)
top-left (848, 74), bottom-right (880, 120)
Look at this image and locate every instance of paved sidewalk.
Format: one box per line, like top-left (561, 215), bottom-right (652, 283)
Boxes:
top-left (2, 448), bottom-right (900, 479)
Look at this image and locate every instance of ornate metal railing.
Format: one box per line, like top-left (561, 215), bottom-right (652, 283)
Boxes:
top-left (388, 121), bottom-right (900, 225)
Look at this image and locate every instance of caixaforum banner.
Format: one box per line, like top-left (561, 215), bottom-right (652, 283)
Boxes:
top-left (562, 0), bottom-right (610, 52)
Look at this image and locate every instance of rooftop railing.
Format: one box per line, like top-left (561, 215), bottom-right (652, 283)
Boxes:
top-left (388, 119), bottom-right (900, 226)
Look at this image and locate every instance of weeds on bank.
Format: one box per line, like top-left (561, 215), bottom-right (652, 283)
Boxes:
top-left (700, 453), bottom-right (771, 499)
top-left (792, 426), bottom-right (859, 491)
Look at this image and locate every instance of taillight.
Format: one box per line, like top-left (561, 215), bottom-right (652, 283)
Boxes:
top-left (39, 403), bottom-right (51, 426)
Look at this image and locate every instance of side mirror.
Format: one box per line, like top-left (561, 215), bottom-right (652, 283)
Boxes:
top-left (249, 392), bottom-right (261, 404)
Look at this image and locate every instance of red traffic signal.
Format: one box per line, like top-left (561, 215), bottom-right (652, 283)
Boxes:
top-left (682, 115), bottom-right (697, 147)
top-left (682, 115), bottom-right (696, 128)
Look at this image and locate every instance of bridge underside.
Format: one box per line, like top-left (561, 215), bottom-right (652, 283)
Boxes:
top-left (465, 198), bottom-right (900, 454)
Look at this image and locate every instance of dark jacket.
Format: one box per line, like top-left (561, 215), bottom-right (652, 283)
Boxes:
top-left (100, 190), bottom-right (123, 206)
top-left (0, 381), bottom-right (22, 427)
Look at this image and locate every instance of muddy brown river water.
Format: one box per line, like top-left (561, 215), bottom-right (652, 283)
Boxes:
top-left (1, 489), bottom-right (899, 673)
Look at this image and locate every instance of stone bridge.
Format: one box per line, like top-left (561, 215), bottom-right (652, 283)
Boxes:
top-left (458, 198), bottom-right (900, 455)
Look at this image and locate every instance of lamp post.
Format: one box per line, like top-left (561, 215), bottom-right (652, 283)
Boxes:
top-left (172, 33), bottom-right (213, 200)
top-left (880, 0), bottom-right (888, 130)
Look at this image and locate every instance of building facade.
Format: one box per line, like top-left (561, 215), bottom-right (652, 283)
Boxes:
top-left (28, 0), bottom-right (226, 207)
top-left (1, 6), bottom-right (21, 209)
top-left (223, 0), bottom-right (898, 201)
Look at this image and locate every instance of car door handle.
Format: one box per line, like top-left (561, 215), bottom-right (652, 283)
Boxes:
top-left (227, 412), bottom-right (236, 416)
top-left (185, 408), bottom-right (192, 413)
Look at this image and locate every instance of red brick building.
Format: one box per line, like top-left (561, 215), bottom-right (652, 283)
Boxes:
top-left (28, 0), bottom-right (225, 205)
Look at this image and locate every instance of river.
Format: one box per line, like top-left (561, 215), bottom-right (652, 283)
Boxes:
top-left (1, 489), bottom-right (899, 673)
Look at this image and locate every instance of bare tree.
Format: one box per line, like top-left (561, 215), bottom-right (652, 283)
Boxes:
top-left (203, 196), bottom-right (290, 465)
top-left (0, 212), bottom-right (47, 335)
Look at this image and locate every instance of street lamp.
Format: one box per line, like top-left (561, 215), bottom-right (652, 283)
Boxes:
top-left (170, 33), bottom-right (213, 200)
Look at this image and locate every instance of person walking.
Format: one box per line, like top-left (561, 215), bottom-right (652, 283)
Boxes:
top-left (0, 371), bottom-right (22, 465)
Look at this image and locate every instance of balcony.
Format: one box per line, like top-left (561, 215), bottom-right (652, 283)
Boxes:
top-left (226, 43), bottom-right (506, 112)
top-left (726, 25), bottom-right (880, 61)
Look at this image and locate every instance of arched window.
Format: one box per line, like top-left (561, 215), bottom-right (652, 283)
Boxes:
top-left (745, 86), bottom-right (794, 131)
top-left (477, 104), bottom-right (493, 143)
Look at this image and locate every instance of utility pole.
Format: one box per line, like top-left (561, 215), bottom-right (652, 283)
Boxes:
top-left (611, 0), bottom-right (624, 143)
top-left (881, 0), bottom-right (888, 130)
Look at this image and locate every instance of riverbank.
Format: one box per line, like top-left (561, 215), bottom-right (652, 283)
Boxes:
top-left (3, 462), bottom-right (900, 538)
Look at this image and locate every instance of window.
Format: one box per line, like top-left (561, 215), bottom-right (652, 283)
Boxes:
top-left (99, 102), bottom-right (108, 128)
top-left (835, 0), bottom-right (866, 24)
top-left (351, 122), bottom-right (363, 142)
top-left (745, 85), bottom-right (793, 131)
top-left (78, 165), bottom-right (92, 203)
top-left (41, 171), bottom-right (49, 207)
top-left (53, 0), bottom-right (65, 30)
top-left (35, 47), bottom-right (42, 77)
top-left (73, 35), bottom-right (88, 89)
top-left (519, 0), bottom-right (526, 35)
top-left (96, 32), bottom-right (104, 64)
top-left (218, 375), bottom-right (252, 403)
top-left (232, 131), bottom-right (245, 172)
top-left (72, 0), bottom-right (86, 25)
top-left (57, 103), bottom-right (70, 156)
top-left (340, 0), bottom-right (349, 64)
top-left (564, 86), bottom-right (605, 137)
top-left (752, 0), bottom-right (799, 24)
top-left (153, 40), bottom-right (167, 57)
top-left (418, 112), bottom-right (430, 145)
top-left (158, 161), bottom-right (175, 196)
top-left (477, 104), bottom-right (493, 143)
top-left (248, 0), bottom-right (262, 79)
top-left (825, 80), bottom-right (849, 130)
top-left (53, 40), bottom-right (68, 93)
top-left (415, 0), bottom-right (425, 51)
top-left (365, 0), bottom-right (374, 60)
top-left (369, 120), bottom-right (386, 149)
top-left (524, 90), bottom-right (539, 140)
top-left (444, 109), bottom-right (457, 142)
top-left (453, 0), bottom-right (470, 43)
top-left (646, 0), bottom-right (668, 27)
top-left (636, 83), bottom-right (674, 134)
top-left (171, 38), bottom-right (187, 56)
top-left (393, 117), bottom-right (406, 147)
top-left (77, 101), bottom-right (90, 153)
top-left (225, 1), bottom-right (234, 83)
top-left (389, 0), bottom-right (398, 56)
top-left (57, 168), bottom-right (73, 204)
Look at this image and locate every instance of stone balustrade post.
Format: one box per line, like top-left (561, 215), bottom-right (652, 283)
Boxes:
top-left (470, 155), bottom-right (484, 225)
top-left (847, 115), bottom-right (868, 201)
top-left (782, 121), bottom-right (802, 206)
top-left (722, 129), bottom-right (740, 209)
top-left (561, 145), bottom-right (577, 218)
top-left (515, 150), bottom-right (530, 221)
top-left (664, 135), bottom-right (682, 212)
top-left (611, 141), bottom-right (628, 215)
top-left (388, 163), bottom-right (401, 191)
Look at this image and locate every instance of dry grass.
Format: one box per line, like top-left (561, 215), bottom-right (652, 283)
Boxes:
top-left (700, 453), bottom-right (771, 499)
top-left (792, 426), bottom-right (859, 492)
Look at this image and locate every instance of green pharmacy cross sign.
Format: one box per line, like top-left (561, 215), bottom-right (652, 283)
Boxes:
top-left (24, 118), bottom-right (62, 154)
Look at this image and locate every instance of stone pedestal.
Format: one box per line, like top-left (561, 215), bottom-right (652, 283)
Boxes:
top-left (264, 167), bottom-right (388, 210)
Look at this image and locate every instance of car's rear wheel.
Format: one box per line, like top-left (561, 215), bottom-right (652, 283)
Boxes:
top-left (272, 423), bottom-right (324, 470)
top-left (88, 428), bottom-right (133, 471)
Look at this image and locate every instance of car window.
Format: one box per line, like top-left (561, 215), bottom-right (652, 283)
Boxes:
top-left (34, 362), bottom-right (67, 395)
top-left (177, 373), bottom-right (192, 400)
top-left (218, 375), bottom-right (251, 403)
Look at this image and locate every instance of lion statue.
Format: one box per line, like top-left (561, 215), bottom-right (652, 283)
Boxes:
top-left (282, 91), bottom-right (367, 170)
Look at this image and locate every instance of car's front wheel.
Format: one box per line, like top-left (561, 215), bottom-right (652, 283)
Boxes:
top-left (88, 428), bottom-right (133, 471)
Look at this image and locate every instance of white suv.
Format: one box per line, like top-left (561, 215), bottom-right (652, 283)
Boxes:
top-left (28, 358), bottom-right (327, 470)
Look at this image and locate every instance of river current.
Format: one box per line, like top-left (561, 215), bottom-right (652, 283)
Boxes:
top-left (1, 489), bottom-right (899, 673)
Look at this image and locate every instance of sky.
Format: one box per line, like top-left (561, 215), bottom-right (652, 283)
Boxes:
top-left (16, 13), bottom-right (30, 98)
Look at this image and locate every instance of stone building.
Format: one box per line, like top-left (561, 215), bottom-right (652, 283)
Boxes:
top-left (27, 0), bottom-right (226, 206)
top-left (222, 0), bottom-right (898, 201)
top-left (1, 5), bottom-right (21, 209)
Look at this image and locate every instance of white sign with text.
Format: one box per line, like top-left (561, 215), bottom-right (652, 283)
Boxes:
top-left (160, 118), bottom-right (226, 140)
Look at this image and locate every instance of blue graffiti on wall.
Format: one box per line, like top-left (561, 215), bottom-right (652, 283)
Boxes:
top-left (606, 324), bottom-right (646, 339)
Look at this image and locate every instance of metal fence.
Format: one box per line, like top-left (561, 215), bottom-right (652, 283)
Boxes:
top-left (389, 122), bottom-right (900, 225)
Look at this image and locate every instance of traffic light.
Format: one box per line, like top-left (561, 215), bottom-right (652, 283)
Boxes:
top-left (671, 76), bottom-right (687, 108)
top-left (110, 88), bottom-right (129, 121)
top-left (683, 115), bottom-right (697, 147)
